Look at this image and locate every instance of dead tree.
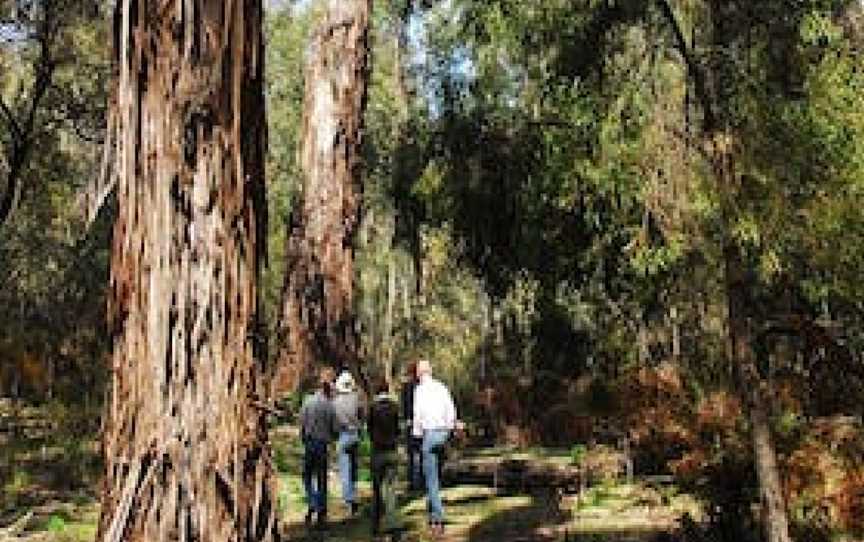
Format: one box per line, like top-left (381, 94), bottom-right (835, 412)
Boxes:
top-left (97, 0), bottom-right (278, 540)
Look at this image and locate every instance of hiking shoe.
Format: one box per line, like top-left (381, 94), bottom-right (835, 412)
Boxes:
top-left (429, 521), bottom-right (444, 538)
top-left (304, 509), bottom-right (315, 527)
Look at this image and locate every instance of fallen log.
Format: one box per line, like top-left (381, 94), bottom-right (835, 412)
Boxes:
top-left (442, 458), bottom-right (583, 493)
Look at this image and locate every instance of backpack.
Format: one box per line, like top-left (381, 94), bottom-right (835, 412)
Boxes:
top-left (369, 395), bottom-right (400, 450)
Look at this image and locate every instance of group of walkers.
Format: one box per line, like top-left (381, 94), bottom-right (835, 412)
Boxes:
top-left (298, 358), bottom-right (458, 538)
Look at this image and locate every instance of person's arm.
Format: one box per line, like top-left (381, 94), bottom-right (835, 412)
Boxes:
top-left (412, 384), bottom-right (424, 437)
top-left (401, 384), bottom-right (413, 436)
top-left (357, 393), bottom-right (367, 424)
top-left (367, 401), bottom-right (376, 438)
top-left (299, 399), bottom-right (309, 442)
top-left (401, 385), bottom-right (411, 420)
top-left (328, 403), bottom-right (339, 441)
top-left (390, 400), bottom-right (400, 440)
top-left (444, 386), bottom-right (457, 430)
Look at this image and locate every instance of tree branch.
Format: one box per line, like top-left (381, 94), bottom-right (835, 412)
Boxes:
top-left (0, 98), bottom-right (21, 139)
top-left (0, 4), bottom-right (58, 228)
top-left (656, 0), bottom-right (716, 133)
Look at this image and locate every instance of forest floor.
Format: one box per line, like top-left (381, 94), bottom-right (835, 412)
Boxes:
top-left (271, 427), bottom-right (700, 542)
top-left (0, 417), bottom-right (700, 542)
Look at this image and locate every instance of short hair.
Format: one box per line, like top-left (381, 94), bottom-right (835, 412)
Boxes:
top-left (404, 360), bottom-right (417, 379)
top-left (372, 377), bottom-right (389, 395)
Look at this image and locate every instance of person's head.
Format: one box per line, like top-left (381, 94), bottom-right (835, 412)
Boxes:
top-left (372, 376), bottom-right (389, 396)
top-left (334, 370), bottom-right (356, 394)
top-left (416, 359), bottom-right (432, 379)
top-left (403, 360), bottom-right (417, 383)
top-left (319, 367), bottom-right (335, 396)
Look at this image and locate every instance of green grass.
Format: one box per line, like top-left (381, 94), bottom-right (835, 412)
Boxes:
top-left (4, 469), bottom-right (31, 493)
top-left (45, 514), bottom-right (67, 532)
top-left (268, 430), bottom-right (698, 541)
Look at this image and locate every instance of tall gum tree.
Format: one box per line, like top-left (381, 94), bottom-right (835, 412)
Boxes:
top-left (97, 0), bottom-right (278, 540)
top-left (658, 1), bottom-right (792, 540)
top-left (276, 0), bottom-right (372, 392)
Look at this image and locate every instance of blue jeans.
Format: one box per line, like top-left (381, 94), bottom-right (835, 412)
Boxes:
top-left (337, 430), bottom-right (359, 504)
top-left (303, 438), bottom-right (328, 514)
top-left (422, 429), bottom-right (450, 523)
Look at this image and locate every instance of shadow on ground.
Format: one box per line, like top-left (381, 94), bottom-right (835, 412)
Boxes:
top-left (466, 493), bottom-right (569, 542)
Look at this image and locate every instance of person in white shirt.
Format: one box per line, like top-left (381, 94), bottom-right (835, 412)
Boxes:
top-left (412, 359), bottom-right (456, 537)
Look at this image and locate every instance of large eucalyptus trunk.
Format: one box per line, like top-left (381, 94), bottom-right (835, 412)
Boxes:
top-left (97, 1), bottom-right (277, 540)
top-left (276, 0), bottom-right (372, 391)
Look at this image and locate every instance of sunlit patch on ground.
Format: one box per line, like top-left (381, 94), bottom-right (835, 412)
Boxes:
top-left (3, 423), bottom-right (702, 542)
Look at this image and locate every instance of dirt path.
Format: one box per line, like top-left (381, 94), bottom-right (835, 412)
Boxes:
top-left (3, 424), bottom-right (698, 542)
top-left (276, 456), bottom-right (697, 542)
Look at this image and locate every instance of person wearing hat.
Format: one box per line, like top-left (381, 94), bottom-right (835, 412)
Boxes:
top-left (299, 367), bottom-right (338, 528)
top-left (332, 370), bottom-right (365, 515)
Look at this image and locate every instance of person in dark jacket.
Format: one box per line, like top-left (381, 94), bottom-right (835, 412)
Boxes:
top-left (299, 368), bottom-right (337, 528)
top-left (400, 361), bottom-right (422, 490)
top-left (368, 377), bottom-right (403, 536)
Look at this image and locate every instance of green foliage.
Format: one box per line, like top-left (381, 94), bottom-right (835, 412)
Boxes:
top-left (0, 0), bottom-right (111, 405)
top-left (273, 445), bottom-right (291, 474)
top-left (262, 4), bottom-right (314, 333)
top-left (358, 433), bottom-right (372, 458)
top-left (46, 514), bottom-right (67, 532)
top-left (569, 444), bottom-right (587, 466)
top-left (5, 469), bottom-right (30, 493)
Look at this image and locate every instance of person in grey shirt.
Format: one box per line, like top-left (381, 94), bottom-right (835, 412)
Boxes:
top-left (332, 370), bottom-right (365, 515)
top-left (300, 368), bottom-right (337, 528)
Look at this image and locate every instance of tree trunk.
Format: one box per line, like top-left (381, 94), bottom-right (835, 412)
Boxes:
top-left (276, 0), bottom-right (372, 391)
top-left (670, 302), bottom-right (680, 364)
top-left (706, 0), bottom-right (792, 537)
top-left (97, 0), bottom-right (277, 540)
top-left (384, 256), bottom-right (396, 389)
top-left (724, 242), bottom-right (791, 542)
top-left (660, 0), bottom-right (794, 537)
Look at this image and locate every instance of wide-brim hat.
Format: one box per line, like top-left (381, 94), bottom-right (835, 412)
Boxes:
top-left (335, 371), bottom-right (356, 393)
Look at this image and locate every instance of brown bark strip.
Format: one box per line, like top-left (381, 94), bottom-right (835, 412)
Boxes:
top-left (275, 0), bottom-right (373, 393)
top-left (97, 0), bottom-right (277, 540)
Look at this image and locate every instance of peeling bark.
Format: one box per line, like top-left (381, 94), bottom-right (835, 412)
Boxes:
top-left (275, 0), bottom-right (372, 393)
top-left (98, 0), bottom-right (277, 540)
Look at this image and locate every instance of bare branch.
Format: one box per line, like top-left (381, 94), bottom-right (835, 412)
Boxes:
top-left (75, 108), bottom-right (116, 228)
top-left (0, 98), bottom-right (21, 139)
top-left (656, 0), bottom-right (716, 132)
top-left (0, 0), bottom-right (59, 228)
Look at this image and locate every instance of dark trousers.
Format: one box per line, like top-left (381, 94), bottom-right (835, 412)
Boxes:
top-left (372, 449), bottom-right (400, 534)
top-left (406, 434), bottom-right (423, 489)
top-left (303, 438), bottom-right (329, 515)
